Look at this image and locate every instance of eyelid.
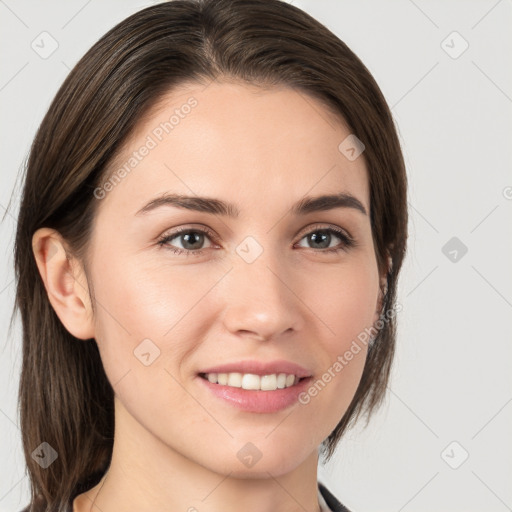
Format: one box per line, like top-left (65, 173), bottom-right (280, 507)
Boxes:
top-left (295, 222), bottom-right (353, 241)
top-left (159, 224), bottom-right (218, 241)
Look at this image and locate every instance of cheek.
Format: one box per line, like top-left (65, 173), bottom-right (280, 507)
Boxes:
top-left (92, 252), bottom-right (219, 335)
top-left (88, 258), bottom-right (212, 431)
top-left (89, 256), bottom-right (228, 384)
top-left (302, 256), bottom-right (379, 346)
top-left (287, 257), bottom-right (378, 428)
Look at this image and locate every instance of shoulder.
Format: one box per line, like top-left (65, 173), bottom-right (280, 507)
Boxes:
top-left (318, 481), bottom-right (353, 512)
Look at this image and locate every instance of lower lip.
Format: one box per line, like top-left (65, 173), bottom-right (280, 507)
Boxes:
top-left (197, 375), bottom-right (313, 413)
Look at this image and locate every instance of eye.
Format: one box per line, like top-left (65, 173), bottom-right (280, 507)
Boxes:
top-left (295, 225), bottom-right (355, 253)
top-left (157, 226), bottom-right (216, 256)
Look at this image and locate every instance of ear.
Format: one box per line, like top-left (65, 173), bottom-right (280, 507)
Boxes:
top-left (32, 227), bottom-right (95, 340)
top-left (373, 253), bottom-right (392, 325)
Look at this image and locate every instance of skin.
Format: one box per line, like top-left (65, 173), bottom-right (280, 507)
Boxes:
top-left (33, 81), bottom-right (387, 512)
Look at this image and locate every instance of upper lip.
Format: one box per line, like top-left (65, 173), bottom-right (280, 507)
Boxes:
top-left (199, 359), bottom-right (312, 378)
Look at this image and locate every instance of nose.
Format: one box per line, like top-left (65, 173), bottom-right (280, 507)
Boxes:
top-left (220, 245), bottom-right (305, 342)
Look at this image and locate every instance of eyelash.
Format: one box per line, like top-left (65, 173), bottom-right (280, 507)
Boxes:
top-left (156, 224), bottom-right (356, 256)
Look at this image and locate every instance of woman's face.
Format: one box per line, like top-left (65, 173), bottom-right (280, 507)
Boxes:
top-left (85, 81), bottom-right (383, 476)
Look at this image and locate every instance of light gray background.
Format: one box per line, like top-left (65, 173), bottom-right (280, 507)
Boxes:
top-left (1, 1), bottom-right (511, 511)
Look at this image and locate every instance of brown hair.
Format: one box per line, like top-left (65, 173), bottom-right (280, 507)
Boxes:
top-left (11, 0), bottom-right (407, 510)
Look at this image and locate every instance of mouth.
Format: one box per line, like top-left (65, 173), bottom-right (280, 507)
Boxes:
top-left (198, 372), bottom-right (311, 391)
top-left (197, 372), bottom-right (314, 413)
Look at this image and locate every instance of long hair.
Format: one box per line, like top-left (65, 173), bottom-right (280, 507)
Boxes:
top-left (12, 0), bottom-right (408, 509)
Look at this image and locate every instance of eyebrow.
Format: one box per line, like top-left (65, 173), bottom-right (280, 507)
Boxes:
top-left (135, 192), bottom-right (367, 217)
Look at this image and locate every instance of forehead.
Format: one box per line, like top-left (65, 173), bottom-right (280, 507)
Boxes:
top-left (98, 80), bottom-right (369, 218)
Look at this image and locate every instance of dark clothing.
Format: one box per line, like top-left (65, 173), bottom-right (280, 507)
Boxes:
top-left (319, 481), bottom-right (352, 512)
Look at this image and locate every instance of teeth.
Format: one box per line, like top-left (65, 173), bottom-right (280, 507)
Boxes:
top-left (203, 372), bottom-right (301, 390)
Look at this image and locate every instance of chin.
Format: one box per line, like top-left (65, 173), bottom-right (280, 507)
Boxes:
top-left (203, 444), bottom-right (310, 479)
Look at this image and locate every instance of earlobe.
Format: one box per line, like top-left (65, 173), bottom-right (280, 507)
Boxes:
top-left (32, 227), bottom-right (95, 340)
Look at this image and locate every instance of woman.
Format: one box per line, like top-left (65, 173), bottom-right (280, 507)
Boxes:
top-left (14, 0), bottom-right (408, 510)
